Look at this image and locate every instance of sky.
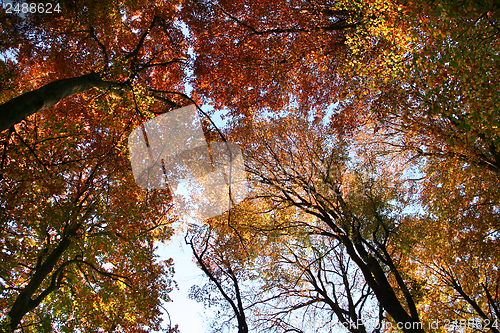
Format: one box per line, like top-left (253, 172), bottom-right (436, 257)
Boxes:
top-left (157, 237), bottom-right (214, 332)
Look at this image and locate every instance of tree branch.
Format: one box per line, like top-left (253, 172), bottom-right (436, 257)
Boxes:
top-left (0, 73), bottom-right (122, 132)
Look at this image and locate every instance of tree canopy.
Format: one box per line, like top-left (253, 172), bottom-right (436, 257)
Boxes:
top-left (0, 0), bottom-right (499, 332)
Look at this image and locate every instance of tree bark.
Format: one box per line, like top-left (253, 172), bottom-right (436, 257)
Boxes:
top-left (0, 73), bottom-right (119, 132)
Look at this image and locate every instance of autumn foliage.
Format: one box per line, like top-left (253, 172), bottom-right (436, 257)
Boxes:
top-left (1, 0), bottom-right (499, 332)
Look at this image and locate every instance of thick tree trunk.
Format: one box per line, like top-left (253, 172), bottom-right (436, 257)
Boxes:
top-left (341, 235), bottom-right (425, 333)
top-left (8, 234), bottom-right (72, 331)
top-left (0, 73), bottom-right (118, 132)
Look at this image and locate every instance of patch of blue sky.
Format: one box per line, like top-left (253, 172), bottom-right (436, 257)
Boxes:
top-left (156, 238), bottom-right (216, 332)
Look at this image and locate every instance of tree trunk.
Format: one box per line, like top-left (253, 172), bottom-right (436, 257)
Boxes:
top-left (0, 73), bottom-right (118, 132)
top-left (8, 234), bottom-right (72, 331)
top-left (341, 235), bottom-right (425, 333)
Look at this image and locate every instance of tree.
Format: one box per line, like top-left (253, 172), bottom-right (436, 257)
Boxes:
top-left (186, 223), bottom-right (250, 333)
top-left (0, 0), bottom-right (188, 131)
top-left (181, 0), bottom-right (375, 122)
top-left (0, 1), bottom-right (189, 330)
top-left (182, 114), bottom-right (423, 332)
top-left (182, 0), bottom-right (500, 177)
top-left (353, 0), bottom-right (500, 176)
top-left (186, 201), bottom-right (383, 333)
top-left (0, 95), bottom-right (177, 331)
top-left (241, 115), bottom-right (427, 332)
top-left (188, 108), bottom-right (498, 332)
top-left (402, 158), bottom-right (500, 332)
top-left (347, 2), bottom-right (500, 326)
